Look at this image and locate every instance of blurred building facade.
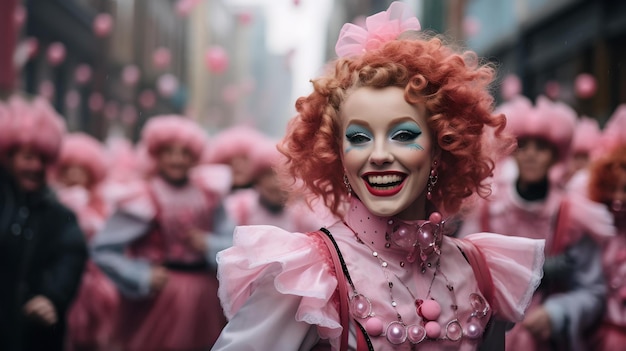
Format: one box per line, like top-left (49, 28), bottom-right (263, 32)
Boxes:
top-left (462, 0), bottom-right (626, 123)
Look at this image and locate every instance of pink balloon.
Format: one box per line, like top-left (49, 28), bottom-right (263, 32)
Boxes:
top-left (88, 93), bottom-right (105, 112)
top-left (152, 47), bottom-right (171, 69)
top-left (139, 90), bottom-right (157, 109)
top-left (38, 80), bottom-right (55, 100)
top-left (575, 73), bottom-right (597, 99)
top-left (205, 46), bottom-right (229, 74)
top-left (544, 80), bottom-right (560, 100)
top-left (93, 13), bottom-right (113, 37)
top-left (65, 90), bottom-right (81, 109)
top-left (74, 64), bottom-right (92, 84)
top-left (14, 5), bottom-right (27, 28)
top-left (175, 0), bottom-right (201, 17)
top-left (157, 74), bottom-right (179, 97)
top-left (463, 16), bottom-right (481, 37)
top-left (122, 65), bottom-right (141, 86)
top-left (238, 12), bottom-right (253, 26)
top-left (501, 74), bottom-right (522, 101)
top-left (46, 42), bottom-right (66, 66)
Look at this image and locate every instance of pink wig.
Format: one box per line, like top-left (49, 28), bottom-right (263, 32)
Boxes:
top-left (250, 137), bottom-right (284, 175)
top-left (0, 94), bottom-right (66, 162)
top-left (141, 115), bottom-right (207, 161)
top-left (52, 132), bottom-right (108, 185)
top-left (203, 124), bottom-right (267, 166)
top-left (571, 116), bottom-right (601, 155)
top-left (504, 95), bottom-right (576, 160)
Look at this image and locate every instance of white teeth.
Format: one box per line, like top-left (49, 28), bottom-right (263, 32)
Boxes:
top-left (367, 174), bottom-right (403, 185)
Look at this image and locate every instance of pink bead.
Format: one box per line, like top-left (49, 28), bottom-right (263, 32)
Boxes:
top-left (407, 324), bottom-right (426, 344)
top-left (425, 321), bottom-right (441, 339)
top-left (465, 321), bottom-right (483, 339)
top-left (420, 299), bottom-right (441, 320)
top-left (350, 294), bottom-right (371, 319)
top-left (428, 212), bottom-right (442, 224)
top-left (391, 223), bottom-right (416, 248)
top-left (417, 223), bottom-right (435, 248)
top-left (365, 317), bottom-right (383, 336)
top-left (386, 321), bottom-right (407, 344)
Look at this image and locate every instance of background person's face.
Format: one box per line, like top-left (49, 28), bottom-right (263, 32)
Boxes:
top-left (58, 164), bottom-right (91, 188)
top-left (8, 145), bottom-right (47, 192)
top-left (514, 137), bottom-right (557, 185)
top-left (156, 143), bottom-right (195, 183)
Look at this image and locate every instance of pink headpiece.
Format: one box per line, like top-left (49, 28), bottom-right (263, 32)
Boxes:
top-left (141, 115), bottom-right (207, 161)
top-left (595, 104), bottom-right (626, 157)
top-left (503, 95), bottom-right (576, 159)
top-left (203, 124), bottom-right (267, 166)
top-left (335, 1), bottom-right (421, 58)
top-left (0, 94), bottom-right (66, 162)
top-left (53, 132), bottom-right (108, 184)
top-left (570, 117), bottom-right (601, 155)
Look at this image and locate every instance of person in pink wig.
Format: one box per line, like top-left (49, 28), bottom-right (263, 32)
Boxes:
top-left (91, 115), bottom-right (235, 351)
top-left (203, 124), bottom-right (268, 191)
top-left (458, 95), bottom-right (614, 351)
top-left (551, 116), bottom-right (603, 190)
top-left (212, 3), bottom-right (545, 350)
top-left (224, 136), bottom-right (332, 232)
top-left (48, 132), bottom-right (119, 351)
top-left (0, 94), bottom-right (87, 351)
top-left (583, 106), bottom-right (626, 351)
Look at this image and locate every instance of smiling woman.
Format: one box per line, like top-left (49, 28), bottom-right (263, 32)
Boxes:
top-left (212, 2), bottom-right (545, 350)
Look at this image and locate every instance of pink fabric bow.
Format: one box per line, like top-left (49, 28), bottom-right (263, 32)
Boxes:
top-left (335, 1), bottom-right (421, 58)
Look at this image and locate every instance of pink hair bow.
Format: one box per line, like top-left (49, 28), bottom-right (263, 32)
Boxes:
top-left (335, 1), bottom-right (421, 58)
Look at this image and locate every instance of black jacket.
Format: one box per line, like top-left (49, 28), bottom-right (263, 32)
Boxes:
top-left (0, 167), bottom-right (88, 351)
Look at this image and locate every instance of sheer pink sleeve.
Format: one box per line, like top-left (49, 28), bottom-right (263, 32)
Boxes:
top-left (464, 233), bottom-right (545, 322)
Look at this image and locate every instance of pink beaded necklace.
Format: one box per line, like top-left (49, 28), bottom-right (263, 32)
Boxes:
top-left (344, 213), bottom-right (491, 346)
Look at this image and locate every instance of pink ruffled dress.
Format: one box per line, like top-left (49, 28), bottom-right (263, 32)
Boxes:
top-left (56, 186), bottom-right (119, 351)
top-left (214, 198), bottom-right (544, 350)
top-left (92, 165), bottom-right (234, 351)
top-left (590, 224), bottom-right (626, 351)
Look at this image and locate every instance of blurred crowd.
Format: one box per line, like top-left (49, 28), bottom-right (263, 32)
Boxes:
top-left (0, 84), bottom-right (625, 351)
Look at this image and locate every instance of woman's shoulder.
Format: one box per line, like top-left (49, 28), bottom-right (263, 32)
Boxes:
top-left (217, 224), bottom-right (343, 332)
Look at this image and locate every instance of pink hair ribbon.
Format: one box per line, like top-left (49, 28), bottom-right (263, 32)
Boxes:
top-left (335, 1), bottom-right (421, 58)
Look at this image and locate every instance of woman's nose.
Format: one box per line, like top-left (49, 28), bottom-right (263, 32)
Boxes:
top-left (369, 140), bottom-right (393, 165)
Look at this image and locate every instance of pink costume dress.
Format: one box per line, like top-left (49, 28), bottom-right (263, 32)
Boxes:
top-left (589, 217), bottom-right (626, 351)
top-left (92, 165), bottom-right (235, 351)
top-left (56, 185), bottom-right (119, 351)
top-left (213, 198), bottom-right (544, 350)
top-left (224, 188), bottom-right (334, 232)
top-left (458, 158), bottom-right (614, 351)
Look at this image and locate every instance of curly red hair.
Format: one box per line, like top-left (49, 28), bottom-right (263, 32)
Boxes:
top-left (588, 144), bottom-right (626, 204)
top-left (279, 33), bottom-right (513, 217)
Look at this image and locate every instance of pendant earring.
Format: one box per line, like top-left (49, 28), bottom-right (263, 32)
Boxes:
top-left (427, 161), bottom-right (438, 200)
top-left (344, 174), bottom-right (352, 197)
